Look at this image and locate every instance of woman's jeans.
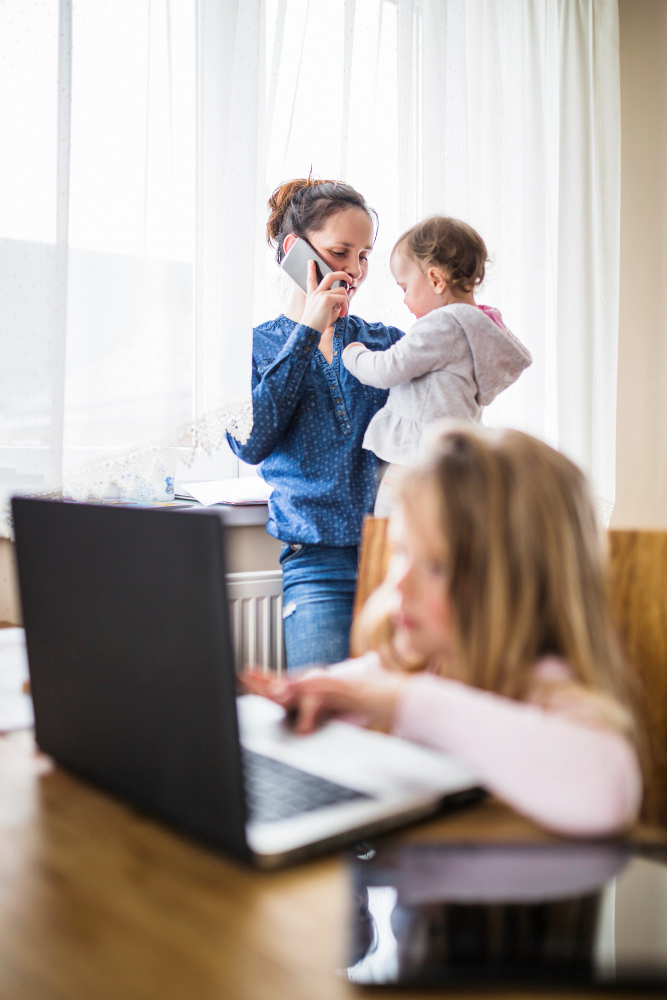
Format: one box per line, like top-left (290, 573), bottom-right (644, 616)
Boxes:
top-left (280, 543), bottom-right (359, 671)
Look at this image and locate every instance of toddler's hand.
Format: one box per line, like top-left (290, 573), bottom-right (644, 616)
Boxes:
top-left (342, 342), bottom-right (366, 368)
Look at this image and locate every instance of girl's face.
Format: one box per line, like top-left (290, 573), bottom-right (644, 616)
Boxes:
top-left (390, 248), bottom-right (444, 318)
top-left (388, 487), bottom-right (455, 665)
top-left (306, 207), bottom-right (374, 301)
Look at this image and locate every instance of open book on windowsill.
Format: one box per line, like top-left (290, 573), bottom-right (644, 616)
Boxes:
top-left (175, 476), bottom-right (273, 507)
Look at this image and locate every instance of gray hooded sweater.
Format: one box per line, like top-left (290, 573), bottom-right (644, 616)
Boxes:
top-left (342, 303), bottom-right (532, 465)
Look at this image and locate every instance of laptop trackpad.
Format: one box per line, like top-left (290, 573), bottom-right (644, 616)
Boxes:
top-left (237, 694), bottom-right (478, 798)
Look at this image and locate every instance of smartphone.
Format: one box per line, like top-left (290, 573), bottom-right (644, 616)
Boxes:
top-left (281, 237), bottom-right (348, 293)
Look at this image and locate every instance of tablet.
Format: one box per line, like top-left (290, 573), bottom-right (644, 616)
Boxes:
top-left (346, 841), bottom-right (667, 990)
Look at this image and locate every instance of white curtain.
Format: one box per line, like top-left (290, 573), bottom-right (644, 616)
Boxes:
top-left (258, 0), bottom-right (620, 519)
top-left (0, 0), bottom-right (259, 530)
top-left (1, 0), bottom-right (620, 532)
top-left (417, 0), bottom-right (621, 523)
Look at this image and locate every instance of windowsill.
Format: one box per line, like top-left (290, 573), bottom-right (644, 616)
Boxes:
top-left (178, 488), bottom-right (270, 526)
top-left (198, 503), bottom-right (269, 528)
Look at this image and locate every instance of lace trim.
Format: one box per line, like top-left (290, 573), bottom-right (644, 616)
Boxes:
top-left (0, 399), bottom-right (253, 536)
top-left (594, 495), bottom-right (615, 529)
top-left (64, 399), bottom-right (253, 501)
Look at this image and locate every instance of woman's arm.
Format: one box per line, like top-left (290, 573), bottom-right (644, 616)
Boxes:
top-left (342, 312), bottom-right (455, 389)
top-left (393, 674), bottom-right (642, 837)
top-left (227, 324), bottom-right (320, 465)
top-left (229, 264), bottom-right (351, 464)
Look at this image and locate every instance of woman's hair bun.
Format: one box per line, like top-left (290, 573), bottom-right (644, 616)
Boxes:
top-left (266, 174), bottom-right (377, 264)
top-left (267, 177), bottom-right (325, 245)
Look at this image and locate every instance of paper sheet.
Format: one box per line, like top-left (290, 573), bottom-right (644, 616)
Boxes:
top-left (0, 628), bottom-right (34, 731)
top-left (176, 476), bottom-right (273, 507)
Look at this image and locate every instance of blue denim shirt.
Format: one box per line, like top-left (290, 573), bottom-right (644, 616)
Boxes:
top-left (227, 313), bottom-right (404, 546)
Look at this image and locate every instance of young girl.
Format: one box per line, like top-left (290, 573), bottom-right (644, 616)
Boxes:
top-left (342, 216), bottom-right (532, 513)
top-left (243, 423), bottom-right (642, 837)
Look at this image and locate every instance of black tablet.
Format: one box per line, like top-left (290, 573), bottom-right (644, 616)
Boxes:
top-left (346, 841), bottom-right (667, 990)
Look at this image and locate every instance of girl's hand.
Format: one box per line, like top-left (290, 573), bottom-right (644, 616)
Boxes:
top-left (241, 668), bottom-right (408, 734)
top-left (300, 260), bottom-right (350, 333)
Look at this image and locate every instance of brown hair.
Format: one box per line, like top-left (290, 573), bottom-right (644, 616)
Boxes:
top-left (394, 215), bottom-right (488, 294)
top-left (266, 175), bottom-right (378, 264)
top-left (354, 422), bottom-right (635, 735)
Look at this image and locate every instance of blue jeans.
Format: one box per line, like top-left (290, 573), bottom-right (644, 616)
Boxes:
top-left (280, 543), bottom-right (359, 671)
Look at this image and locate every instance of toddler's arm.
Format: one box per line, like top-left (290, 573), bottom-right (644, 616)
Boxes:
top-left (343, 313), bottom-right (455, 389)
top-left (394, 674), bottom-right (642, 837)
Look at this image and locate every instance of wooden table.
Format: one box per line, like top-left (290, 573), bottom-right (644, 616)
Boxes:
top-left (0, 732), bottom-right (660, 1000)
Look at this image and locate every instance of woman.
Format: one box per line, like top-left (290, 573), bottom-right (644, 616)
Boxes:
top-left (228, 178), bottom-right (403, 669)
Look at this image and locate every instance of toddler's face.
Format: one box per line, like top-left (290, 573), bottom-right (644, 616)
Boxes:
top-left (390, 249), bottom-right (444, 318)
top-left (387, 489), bottom-right (454, 665)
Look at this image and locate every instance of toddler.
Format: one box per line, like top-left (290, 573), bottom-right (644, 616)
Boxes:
top-left (342, 216), bottom-right (532, 513)
top-left (244, 423), bottom-right (642, 837)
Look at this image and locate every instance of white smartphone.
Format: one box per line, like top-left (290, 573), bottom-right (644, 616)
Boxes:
top-left (281, 238), bottom-right (348, 293)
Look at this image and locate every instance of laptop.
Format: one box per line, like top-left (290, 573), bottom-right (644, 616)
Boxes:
top-left (11, 497), bottom-right (480, 869)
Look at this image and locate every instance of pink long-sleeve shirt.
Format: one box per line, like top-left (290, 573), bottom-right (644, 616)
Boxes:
top-left (329, 653), bottom-right (642, 837)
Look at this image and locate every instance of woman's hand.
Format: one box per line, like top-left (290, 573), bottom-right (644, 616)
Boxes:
top-left (241, 668), bottom-right (409, 734)
top-left (300, 260), bottom-right (350, 333)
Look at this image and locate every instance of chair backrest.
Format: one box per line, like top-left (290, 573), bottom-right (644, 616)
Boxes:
top-left (608, 530), bottom-right (667, 825)
top-left (354, 519), bottom-right (667, 825)
top-left (353, 516), bottom-right (391, 620)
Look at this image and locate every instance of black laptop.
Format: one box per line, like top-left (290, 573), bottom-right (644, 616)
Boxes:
top-left (11, 498), bottom-right (479, 868)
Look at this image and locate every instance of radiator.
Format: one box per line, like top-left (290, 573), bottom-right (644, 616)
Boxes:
top-left (226, 570), bottom-right (285, 674)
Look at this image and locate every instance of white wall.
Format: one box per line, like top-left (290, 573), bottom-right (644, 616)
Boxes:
top-left (612, 0), bottom-right (667, 528)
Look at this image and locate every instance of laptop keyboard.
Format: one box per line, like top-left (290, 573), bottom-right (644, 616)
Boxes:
top-left (242, 748), bottom-right (371, 824)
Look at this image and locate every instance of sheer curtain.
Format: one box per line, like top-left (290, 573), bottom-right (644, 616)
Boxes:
top-left (1, 0), bottom-right (620, 532)
top-left (0, 0), bottom-right (260, 530)
top-left (257, 0), bottom-right (620, 519)
top-left (417, 0), bottom-right (621, 523)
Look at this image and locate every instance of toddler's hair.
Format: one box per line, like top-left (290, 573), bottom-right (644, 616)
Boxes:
top-left (394, 216), bottom-right (488, 293)
top-left (266, 175), bottom-right (377, 265)
top-left (353, 422), bottom-right (634, 730)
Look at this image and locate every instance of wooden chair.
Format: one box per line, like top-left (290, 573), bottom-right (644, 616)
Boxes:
top-left (353, 516), bottom-right (391, 619)
top-left (354, 518), bottom-right (667, 826)
top-left (608, 531), bottom-right (667, 825)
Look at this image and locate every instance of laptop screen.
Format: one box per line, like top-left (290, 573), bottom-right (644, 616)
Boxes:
top-left (347, 842), bottom-right (667, 989)
top-left (12, 498), bottom-right (249, 860)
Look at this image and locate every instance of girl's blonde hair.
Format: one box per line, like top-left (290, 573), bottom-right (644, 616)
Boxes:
top-left (354, 423), bottom-right (632, 718)
top-left (393, 216), bottom-right (488, 294)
